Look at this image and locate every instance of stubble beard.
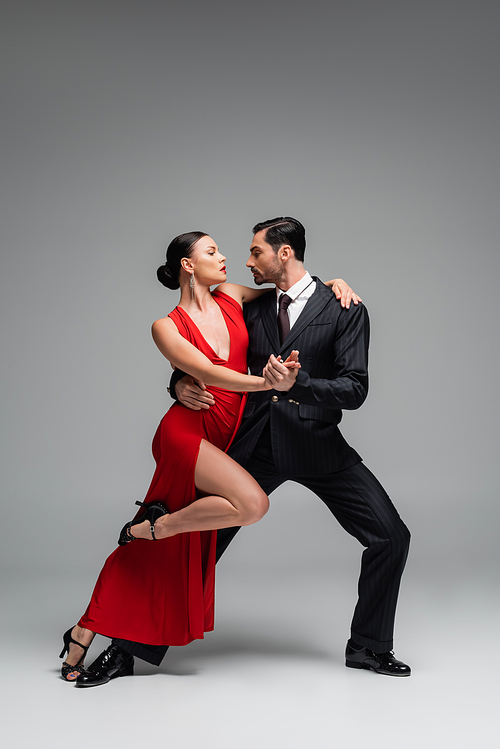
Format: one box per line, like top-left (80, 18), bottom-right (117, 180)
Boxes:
top-left (251, 261), bottom-right (285, 287)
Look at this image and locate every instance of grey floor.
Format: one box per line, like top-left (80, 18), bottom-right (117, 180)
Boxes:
top-left (2, 562), bottom-right (498, 749)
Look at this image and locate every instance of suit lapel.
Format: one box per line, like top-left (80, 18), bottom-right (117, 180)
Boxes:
top-left (259, 289), bottom-right (281, 352)
top-left (279, 278), bottom-right (331, 352)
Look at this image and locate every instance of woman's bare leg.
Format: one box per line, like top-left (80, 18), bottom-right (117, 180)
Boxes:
top-left (63, 625), bottom-right (96, 680)
top-left (131, 439), bottom-right (268, 540)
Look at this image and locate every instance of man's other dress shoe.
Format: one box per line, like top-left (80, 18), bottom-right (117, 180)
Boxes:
top-left (75, 644), bottom-right (134, 687)
top-left (345, 643), bottom-right (411, 677)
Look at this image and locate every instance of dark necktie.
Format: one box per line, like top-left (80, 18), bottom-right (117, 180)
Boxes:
top-left (277, 293), bottom-right (292, 344)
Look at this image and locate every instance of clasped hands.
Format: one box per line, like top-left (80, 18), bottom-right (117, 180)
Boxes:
top-left (262, 350), bottom-right (300, 391)
top-left (175, 350), bottom-right (301, 411)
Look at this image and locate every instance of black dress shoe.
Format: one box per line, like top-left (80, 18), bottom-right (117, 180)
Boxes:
top-left (345, 643), bottom-right (411, 677)
top-left (75, 644), bottom-right (134, 688)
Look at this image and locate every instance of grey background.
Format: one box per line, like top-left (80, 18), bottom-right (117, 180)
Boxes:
top-left (1, 1), bottom-right (498, 747)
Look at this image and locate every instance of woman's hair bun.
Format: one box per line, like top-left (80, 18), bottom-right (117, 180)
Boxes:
top-left (157, 263), bottom-right (179, 290)
top-left (157, 231), bottom-right (208, 291)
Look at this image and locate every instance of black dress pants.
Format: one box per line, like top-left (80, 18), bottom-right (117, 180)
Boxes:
top-left (114, 428), bottom-right (410, 664)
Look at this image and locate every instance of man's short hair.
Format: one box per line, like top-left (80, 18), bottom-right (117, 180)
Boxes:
top-left (252, 217), bottom-right (306, 262)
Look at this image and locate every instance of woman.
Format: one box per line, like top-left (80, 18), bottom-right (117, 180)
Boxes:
top-left (59, 231), bottom-right (357, 681)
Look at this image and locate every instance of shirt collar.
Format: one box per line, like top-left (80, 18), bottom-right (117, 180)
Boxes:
top-left (276, 271), bottom-right (314, 302)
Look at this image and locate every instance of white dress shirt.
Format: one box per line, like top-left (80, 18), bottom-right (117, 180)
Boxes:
top-left (276, 271), bottom-right (316, 330)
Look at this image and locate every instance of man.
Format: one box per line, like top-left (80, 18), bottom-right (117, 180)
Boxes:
top-left (79, 217), bottom-right (410, 685)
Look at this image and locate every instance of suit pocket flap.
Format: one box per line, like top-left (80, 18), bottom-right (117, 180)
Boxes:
top-left (298, 403), bottom-right (339, 424)
top-left (307, 319), bottom-right (333, 327)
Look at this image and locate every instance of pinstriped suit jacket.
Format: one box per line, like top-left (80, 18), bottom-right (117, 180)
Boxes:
top-left (228, 278), bottom-right (369, 476)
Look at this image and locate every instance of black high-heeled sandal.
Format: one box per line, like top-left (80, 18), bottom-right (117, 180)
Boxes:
top-left (59, 626), bottom-right (90, 681)
top-left (118, 500), bottom-right (169, 546)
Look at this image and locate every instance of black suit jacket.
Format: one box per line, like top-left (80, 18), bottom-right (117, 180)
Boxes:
top-left (228, 278), bottom-right (369, 475)
top-left (169, 278), bottom-right (369, 476)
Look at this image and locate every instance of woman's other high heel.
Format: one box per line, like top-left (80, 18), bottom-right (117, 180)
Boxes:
top-left (59, 627), bottom-right (90, 681)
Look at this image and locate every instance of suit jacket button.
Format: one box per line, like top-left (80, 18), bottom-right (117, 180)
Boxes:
top-left (271, 395), bottom-right (278, 403)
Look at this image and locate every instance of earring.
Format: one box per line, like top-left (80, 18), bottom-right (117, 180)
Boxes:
top-left (189, 272), bottom-right (195, 299)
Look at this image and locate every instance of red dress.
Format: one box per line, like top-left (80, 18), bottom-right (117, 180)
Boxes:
top-left (79, 291), bottom-right (248, 646)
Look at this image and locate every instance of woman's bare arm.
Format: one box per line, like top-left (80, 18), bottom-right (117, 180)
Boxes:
top-left (213, 283), bottom-right (271, 306)
top-left (152, 317), bottom-right (269, 392)
top-left (216, 279), bottom-right (362, 308)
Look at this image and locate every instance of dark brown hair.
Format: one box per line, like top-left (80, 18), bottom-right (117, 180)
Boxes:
top-left (157, 231), bottom-right (208, 289)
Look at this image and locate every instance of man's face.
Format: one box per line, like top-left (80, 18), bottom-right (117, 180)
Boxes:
top-left (246, 229), bottom-right (285, 286)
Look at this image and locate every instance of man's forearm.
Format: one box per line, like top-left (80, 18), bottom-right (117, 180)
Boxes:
top-left (286, 303), bottom-right (370, 410)
top-left (287, 369), bottom-right (368, 410)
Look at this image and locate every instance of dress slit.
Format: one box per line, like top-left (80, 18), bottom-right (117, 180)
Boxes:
top-left (78, 291), bottom-right (248, 646)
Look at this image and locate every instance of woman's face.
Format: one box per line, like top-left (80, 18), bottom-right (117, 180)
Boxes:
top-left (189, 236), bottom-right (227, 285)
